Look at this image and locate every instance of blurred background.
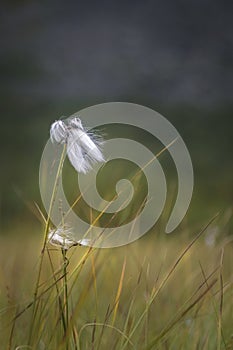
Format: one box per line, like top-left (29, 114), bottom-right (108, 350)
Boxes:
top-left (0, 0), bottom-right (233, 235)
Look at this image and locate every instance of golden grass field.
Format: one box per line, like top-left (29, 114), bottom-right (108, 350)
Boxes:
top-left (1, 107), bottom-right (232, 349)
top-left (0, 210), bottom-right (233, 350)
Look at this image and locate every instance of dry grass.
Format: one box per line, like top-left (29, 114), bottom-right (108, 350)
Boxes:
top-left (0, 213), bottom-right (233, 349)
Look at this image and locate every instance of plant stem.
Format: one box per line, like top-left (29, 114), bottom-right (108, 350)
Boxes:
top-left (62, 248), bottom-right (69, 350)
top-left (28, 144), bottom-right (67, 345)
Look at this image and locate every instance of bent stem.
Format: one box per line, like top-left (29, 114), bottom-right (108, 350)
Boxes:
top-left (62, 248), bottom-right (70, 350)
top-left (28, 144), bottom-right (67, 345)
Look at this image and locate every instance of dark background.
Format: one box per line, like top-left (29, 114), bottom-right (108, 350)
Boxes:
top-left (1, 0), bottom-right (233, 232)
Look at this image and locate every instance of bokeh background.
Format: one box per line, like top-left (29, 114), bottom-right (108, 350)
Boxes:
top-left (0, 0), bottom-right (233, 235)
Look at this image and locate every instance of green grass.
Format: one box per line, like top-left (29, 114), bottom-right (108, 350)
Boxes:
top-left (0, 103), bottom-right (233, 348)
top-left (0, 211), bottom-right (233, 349)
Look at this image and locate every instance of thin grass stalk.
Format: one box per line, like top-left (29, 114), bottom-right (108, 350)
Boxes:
top-left (39, 253), bottom-right (74, 349)
top-left (144, 263), bottom-right (151, 348)
top-left (47, 248), bottom-right (67, 337)
top-left (146, 278), bottom-right (218, 349)
top-left (218, 272), bottom-right (224, 350)
top-left (13, 271), bottom-right (66, 324)
top-left (163, 263), bottom-right (222, 335)
top-left (119, 296), bottom-right (136, 349)
top-left (91, 318), bottom-right (96, 350)
top-left (121, 214), bottom-right (219, 350)
top-left (91, 254), bottom-right (98, 316)
top-left (112, 257), bottom-right (127, 326)
top-left (34, 263), bottom-right (69, 348)
top-left (96, 305), bottom-right (111, 350)
top-left (199, 253), bottom-right (226, 349)
top-left (67, 141), bottom-right (172, 248)
top-left (7, 306), bottom-right (18, 350)
top-left (61, 248), bottom-right (70, 350)
top-left (71, 323), bottom-right (79, 350)
top-left (217, 248), bottom-right (225, 350)
top-left (28, 144), bottom-right (67, 345)
top-left (119, 263), bottom-right (147, 349)
top-left (61, 249), bottom-right (102, 344)
top-left (78, 322), bottom-right (136, 349)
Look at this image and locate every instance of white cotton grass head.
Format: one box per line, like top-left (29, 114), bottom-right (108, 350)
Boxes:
top-left (50, 120), bottom-right (67, 144)
top-left (49, 116), bottom-right (105, 174)
top-left (48, 226), bottom-right (91, 250)
top-left (66, 117), bottom-right (105, 174)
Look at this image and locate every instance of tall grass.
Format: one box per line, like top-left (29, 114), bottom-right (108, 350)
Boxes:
top-left (0, 210), bottom-right (233, 349)
top-left (1, 138), bottom-right (233, 349)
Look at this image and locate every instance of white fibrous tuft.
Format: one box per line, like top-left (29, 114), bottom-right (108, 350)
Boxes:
top-left (67, 117), bottom-right (105, 174)
top-left (69, 117), bottom-right (84, 130)
top-left (48, 227), bottom-right (91, 250)
top-left (50, 120), bottom-right (67, 144)
top-left (50, 116), bottom-right (105, 174)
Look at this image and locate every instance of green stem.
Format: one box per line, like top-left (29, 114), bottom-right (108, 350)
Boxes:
top-left (62, 248), bottom-right (69, 350)
top-left (28, 144), bottom-right (67, 345)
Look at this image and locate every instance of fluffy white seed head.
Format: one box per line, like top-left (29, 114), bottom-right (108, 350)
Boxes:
top-left (50, 116), bottom-right (105, 174)
top-left (48, 227), bottom-right (90, 250)
top-left (66, 117), bottom-right (105, 174)
top-left (50, 120), bottom-right (67, 144)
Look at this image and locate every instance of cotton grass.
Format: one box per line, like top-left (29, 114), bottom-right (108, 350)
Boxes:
top-left (50, 117), bottom-right (105, 174)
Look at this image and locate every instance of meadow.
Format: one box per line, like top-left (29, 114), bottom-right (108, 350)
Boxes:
top-left (0, 102), bottom-right (232, 349)
top-left (1, 213), bottom-right (233, 349)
